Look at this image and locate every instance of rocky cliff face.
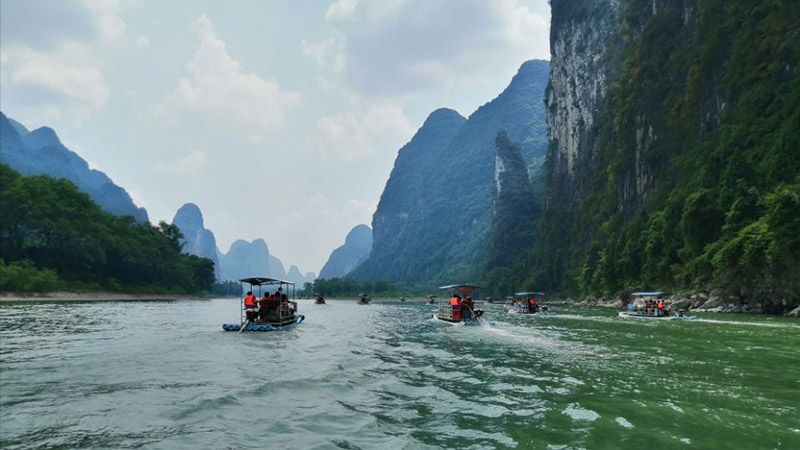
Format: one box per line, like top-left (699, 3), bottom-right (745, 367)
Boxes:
top-left (546, 0), bottom-right (620, 205)
top-left (0, 112), bottom-right (149, 222)
top-left (172, 203), bottom-right (220, 280)
top-left (536, 0), bottom-right (799, 312)
top-left (352, 60), bottom-right (550, 286)
top-left (319, 224), bottom-right (373, 279)
top-left (485, 132), bottom-right (539, 276)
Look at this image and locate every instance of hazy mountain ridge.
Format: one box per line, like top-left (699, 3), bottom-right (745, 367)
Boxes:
top-left (319, 224), bottom-right (373, 279)
top-left (0, 112), bottom-right (149, 223)
top-left (170, 203), bottom-right (314, 284)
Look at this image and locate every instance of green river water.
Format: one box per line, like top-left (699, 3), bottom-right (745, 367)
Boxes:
top-left (1, 299), bottom-right (798, 449)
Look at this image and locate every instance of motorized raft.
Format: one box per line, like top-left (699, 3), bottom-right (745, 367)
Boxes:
top-left (432, 284), bottom-right (485, 326)
top-left (510, 291), bottom-right (548, 315)
top-left (222, 277), bottom-right (305, 332)
top-left (357, 294), bottom-right (372, 305)
top-left (617, 292), bottom-right (696, 321)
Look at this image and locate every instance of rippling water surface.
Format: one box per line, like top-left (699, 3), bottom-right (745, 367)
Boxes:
top-left (1, 299), bottom-right (799, 449)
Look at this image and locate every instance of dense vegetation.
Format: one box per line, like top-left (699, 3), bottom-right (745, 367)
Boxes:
top-left (300, 278), bottom-right (403, 298)
top-left (0, 165), bottom-right (214, 293)
top-left (523, 0), bottom-right (799, 312)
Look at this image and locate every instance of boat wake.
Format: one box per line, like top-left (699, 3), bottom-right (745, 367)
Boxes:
top-left (694, 318), bottom-right (800, 329)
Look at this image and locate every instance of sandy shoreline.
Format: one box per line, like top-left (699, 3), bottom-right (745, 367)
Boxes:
top-left (0, 291), bottom-right (212, 302)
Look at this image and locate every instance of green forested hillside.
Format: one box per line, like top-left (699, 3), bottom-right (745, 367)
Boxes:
top-left (527, 0), bottom-right (799, 312)
top-left (352, 60), bottom-right (550, 288)
top-left (0, 165), bottom-right (214, 293)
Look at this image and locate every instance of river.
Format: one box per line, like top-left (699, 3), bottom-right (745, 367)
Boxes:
top-left (1, 299), bottom-right (798, 449)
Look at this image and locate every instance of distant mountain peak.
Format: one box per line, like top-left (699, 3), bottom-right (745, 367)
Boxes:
top-left (423, 108), bottom-right (466, 127)
top-left (319, 224), bottom-right (373, 279)
top-left (21, 126), bottom-right (61, 149)
top-left (174, 203), bottom-right (205, 224)
top-left (345, 224), bottom-right (373, 246)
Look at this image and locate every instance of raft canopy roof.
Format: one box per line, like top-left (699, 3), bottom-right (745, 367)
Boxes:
top-left (632, 291), bottom-right (667, 296)
top-left (239, 277), bottom-right (295, 286)
top-left (514, 292), bottom-right (545, 296)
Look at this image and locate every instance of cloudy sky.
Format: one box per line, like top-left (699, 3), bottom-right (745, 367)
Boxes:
top-left (0, 0), bottom-right (550, 275)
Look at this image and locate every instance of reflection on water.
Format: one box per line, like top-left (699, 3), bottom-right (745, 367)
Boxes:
top-left (1, 300), bottom-right (799, 449)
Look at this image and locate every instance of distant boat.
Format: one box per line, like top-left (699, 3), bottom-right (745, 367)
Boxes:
top-left (509, 291), bottom-right (547, 316)
top-left (617, 292), bottom-right (696, 321)
top-left (222, 277), bottom-right (305, 332)
top-left (358, 294), bottom-right (372, 304)
top-left (314, 294), bottom-right (326, 305)
top-left (432, 284), bottom-right (485, 326)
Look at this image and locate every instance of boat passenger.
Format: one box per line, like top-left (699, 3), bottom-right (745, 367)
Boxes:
top-left (281, 293), bottom-right (292, 316)
top-left (529, 298), bottom-right (538, 313)
top-left (259, 293), bottom-right (270, 321)
top-left (657, 299), bottom-right (666, 317)
top-left (450, 294), bottom-right (462, 320)
top-left (244, 291), bottom-right (257, 321)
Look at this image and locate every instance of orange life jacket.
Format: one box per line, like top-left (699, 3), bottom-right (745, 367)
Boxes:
top-left (657, 301), bottom-right (665, 309)
top-left (244, 294), bottom-right (256, 307)
top-left (450, 297), bottom-right (460, 306)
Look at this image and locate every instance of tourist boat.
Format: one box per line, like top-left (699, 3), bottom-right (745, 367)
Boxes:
top-left (314, 295), bottom-right (326, 304)
top-left (510, 291), bottom-right (547, 315)
top-left (617, 292), bottom-right (697, 321)
top-left (357, 294), bottom-right (372, 304)
top-left (222, 277), bottom-right (305, 332)
top-left (432, 284), bottom-right (485, 326)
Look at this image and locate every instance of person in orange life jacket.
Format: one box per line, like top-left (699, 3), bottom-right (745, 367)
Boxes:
top-left (657, 299), bottom-right (666, 316)
top-left (450, 294), bottom-right (462, 320)
top-left (258, 293), bottom-right (270, 321)
top-left (244, 291), bottom-right (257, 321)
top-left (529, 298), bottom-right (538, 313)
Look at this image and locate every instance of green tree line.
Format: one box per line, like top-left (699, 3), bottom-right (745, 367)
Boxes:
top-left (0, 165), bottom-right (214, 293)
top-left (301, 277), bottom-right (402, 297)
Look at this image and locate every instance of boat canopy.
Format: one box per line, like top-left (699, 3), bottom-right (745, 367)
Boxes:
top-left (631, 291), bottom-right (666, 296)
top-left (514, 292), bottom-right (545, 296)
top-left (239, 277), bottom-right (295, 286)
top-left (438, 284), bottom-right (481, 294)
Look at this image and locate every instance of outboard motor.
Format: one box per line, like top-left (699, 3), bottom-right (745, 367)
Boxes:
top-left (474, 309), bottom-right (485, 318)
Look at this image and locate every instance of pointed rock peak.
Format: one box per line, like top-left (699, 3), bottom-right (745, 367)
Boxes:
top-left (252, 238), bottom-right (270, 253)
top-left (173, 203), bottom-right (204, 225)
top-left (515, 59), bottom-right (550, 79)
top-left (345, 224), bottom-right (372, 246)
top-left (22, 126), bottom-right (62, 149)
top-left (422, 108), bottom-right (466, 128)
top-left (287, 265), bottom-right (303, 276)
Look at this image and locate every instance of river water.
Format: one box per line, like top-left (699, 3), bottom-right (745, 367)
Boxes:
top-left (1, 299), bottom-right (798, 449)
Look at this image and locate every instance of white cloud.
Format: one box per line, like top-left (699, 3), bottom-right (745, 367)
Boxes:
top-left (325, 0), bottom-right (359, 21)
top-left (83, 0), bottom-right (127, 41)
top-left (161, 14), bottom-right (300, 131)
top-left (156, 149), bottom-right (209, 176)
top-left (311, 0), bottom-right (549, 96)
top-left (3, 44), bottom-right (110, 109)
top-left (316, 103), bottom-right (413, 160)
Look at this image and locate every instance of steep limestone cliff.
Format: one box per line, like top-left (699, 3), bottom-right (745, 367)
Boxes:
top-left (172, 203), bottom-right (220, 280)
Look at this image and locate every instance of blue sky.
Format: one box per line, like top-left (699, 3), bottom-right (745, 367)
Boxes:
top-left (0, 0), bottom-right (550, 275)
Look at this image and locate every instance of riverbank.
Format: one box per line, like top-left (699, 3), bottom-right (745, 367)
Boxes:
top-left (548, 293), bottom-right (800, 317)
top-left (0, 291), bottom-right (209, 302)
